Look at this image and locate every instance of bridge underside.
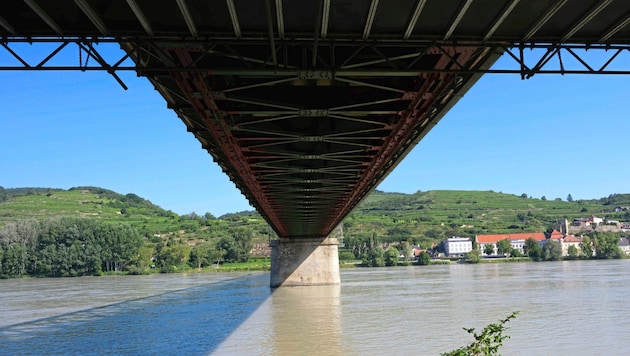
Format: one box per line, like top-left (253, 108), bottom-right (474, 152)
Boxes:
top-left (139, 41), bottom-right (493, 239)
top-left (2, 0), bottom-right (630, 242)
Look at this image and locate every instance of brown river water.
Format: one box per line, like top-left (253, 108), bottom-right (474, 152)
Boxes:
top-left (1, 260), bottom-right (628, 355)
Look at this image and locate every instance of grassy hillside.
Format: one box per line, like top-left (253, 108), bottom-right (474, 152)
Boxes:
top-left (0, 186), bottom-right (270, 244)
top-left (344, 190), bottom-right (630, 247)
top-left (2, 186), bottom-right (629, 249)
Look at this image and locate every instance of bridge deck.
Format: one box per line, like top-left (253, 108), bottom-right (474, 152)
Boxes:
top-left (2, 0), bottom-right (629, 238)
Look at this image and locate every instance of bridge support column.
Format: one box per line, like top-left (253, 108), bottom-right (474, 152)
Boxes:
top-left (270, 236), bottom-right (340, 288)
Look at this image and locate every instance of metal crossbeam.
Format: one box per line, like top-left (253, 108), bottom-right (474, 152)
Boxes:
top-left (3, 40), bottom-right (628, 78)
top-left (74, 0), bottom-right (108, 35)
top-left (126, 0), bottom-right (154, 36)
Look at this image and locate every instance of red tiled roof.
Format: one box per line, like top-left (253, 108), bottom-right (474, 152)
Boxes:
top-left (563, 235), bottom-right (582, 243)
top-left (476, 232), bottom-right (546, 243)
top-left (549, 229), bottom-right (564, 240)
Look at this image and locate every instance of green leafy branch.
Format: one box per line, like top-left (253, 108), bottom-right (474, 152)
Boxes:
top-left (442, 311), bottom-right (519, 356)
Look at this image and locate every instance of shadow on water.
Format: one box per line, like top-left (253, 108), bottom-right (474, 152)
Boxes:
top-left (213, 283), bottom-right (343, 354)
top-left (0, 273), bottom-right (272, 355)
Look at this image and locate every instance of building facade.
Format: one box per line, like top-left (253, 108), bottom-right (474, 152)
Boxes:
top-left (476, 232), bottom-right (551, 256)
top-left (444, 237), bottom-right (473, 257)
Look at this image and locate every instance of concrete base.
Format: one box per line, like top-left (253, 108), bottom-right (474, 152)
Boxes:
top-left (270, 237), bottom-right (340, 287)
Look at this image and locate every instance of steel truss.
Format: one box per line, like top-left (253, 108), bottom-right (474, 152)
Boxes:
top-left (2, 0), bottom-right (629, 239)
top-left (2, 37), bottom-right (628, 237)
top-left (135, 41), bottom-right (483, 237)
top-left (1, 38), bottom-right (630, 83)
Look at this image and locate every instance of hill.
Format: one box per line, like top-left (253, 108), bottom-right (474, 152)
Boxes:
top-left (344, 190), bottom-right (630, 247)
top-left (2, 186), bottom-right (630, 249)
top-left (0, 186), bottom-right (271, 244)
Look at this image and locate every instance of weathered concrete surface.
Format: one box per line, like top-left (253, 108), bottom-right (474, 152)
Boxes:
top-left (270, 237), bottom-right (340, 287)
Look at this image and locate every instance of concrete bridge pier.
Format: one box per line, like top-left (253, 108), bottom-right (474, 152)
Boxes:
top-left (270, 236), bottom-right (340, 288)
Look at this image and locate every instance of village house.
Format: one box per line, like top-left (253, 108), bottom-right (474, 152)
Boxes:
top-left (560, 235), bottom-right (582, 256)
top-left (475, 232), bottom-right (551, 256)
top-left (447, 229), bottom-right (629, 259)
top-left (443, 237), bottom-right (473, 257)
top-left (589, 215), bottom-right (604, 225)
top-left (619, 238), bottom-right (630, 255)
top-left (412, 246), bottom-right (426, 258)
top-left (573, 218), bottom-right (588, 227)
top-left (573, 215), bottom-right (605, 227)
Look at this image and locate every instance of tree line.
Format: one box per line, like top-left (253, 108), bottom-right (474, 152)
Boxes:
top-left (0, 218), bottom-right (142, 277)
top-left (0, 216), bottom-right (257, 278)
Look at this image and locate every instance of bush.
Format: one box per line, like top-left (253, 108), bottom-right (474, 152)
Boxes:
top-left (416, 251), bottom-right (431, 265)
top-left (338, 251), bottom-right (356, 261)
top-left (442, 311), bottom-right (519, 356)
top-left (466, 249), bottom-right (481, 263)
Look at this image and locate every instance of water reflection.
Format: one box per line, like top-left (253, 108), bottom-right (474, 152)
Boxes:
top-left (271, 285), bottom-right (342, 355)
top-left (214, 284), bottom-right (342, 355)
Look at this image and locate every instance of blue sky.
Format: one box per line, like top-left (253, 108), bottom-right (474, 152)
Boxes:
top-left (1, 43), bottom-right (629, 217)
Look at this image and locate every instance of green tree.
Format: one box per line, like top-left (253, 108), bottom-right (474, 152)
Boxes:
top-left (385, 246), bottom-right (399, 266)
top-left (2, 244), bottom-right (28, 276)
top-left (217, 235), bottom-right (239, 263)
top-left (542, 240), bottom-right (562, 261)
top-left (98, 222), bottom-right (143, 272)
top-left (524, 238), bottom-right (542, 261)
top-left (401, 241), bottom-right (413, 261)
top-left (567, 194), bottom-right (574, 202)
top-left (466, 249), bottom-right (481, 263)
top-left (483, 244), bottom-right (495, 256)
top-left (128, 245), bottom-right (154, 274)
top-left (159, 243), bottom-right (191, 269)
top-left (189, 243), bottom-right (215, 268)
top-left (0, 245), bottom-right (4, 275)
top-left (580, 236), bottom-right (593, 258)
top-left (363, 246), bottom-right (385, 267)
top-left (496, 239), bottom-right (512, 256)
top-left (230, 226), bottom-right (254, 262)
top-left (0, 186), bottom-right (6, 203)
top-left (593, 232), bottom-right (622, 259)
top-left (216, 227), bottom-right (254, 263)
top-left (416, 251), bottom-right (431, 265)
top-left (567, 245), bottom-right (579, 260)
top-left (338, 251), bottom-right (356, 261)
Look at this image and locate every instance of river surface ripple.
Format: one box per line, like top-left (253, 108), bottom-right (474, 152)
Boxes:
top-left (1, 260), bottom-right (628, 355)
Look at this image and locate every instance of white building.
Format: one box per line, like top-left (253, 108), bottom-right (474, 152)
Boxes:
top-left (444, 237), bottom-right (472, 256)
top-left (619, 238), bottom-right (630, 255)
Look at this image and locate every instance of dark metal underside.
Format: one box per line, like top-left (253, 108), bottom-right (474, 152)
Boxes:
top-left (2, 0), bottom-right (629, 238)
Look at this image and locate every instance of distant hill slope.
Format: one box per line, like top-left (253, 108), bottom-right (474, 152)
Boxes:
top-left (1, 186), bottom-right (629, 247)
top-left (345, 190), bottom-right (630, 247)
top-left (0, 186), bottom-right (274, 244)
top-left (0, 186), bottom-right (181, 235)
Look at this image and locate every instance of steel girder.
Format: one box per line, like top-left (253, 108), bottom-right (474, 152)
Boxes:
top-left (2, 39), bottom-right (630, 78)
top-left (111, 40), bottom-right (491, 238)
top-left (1, 37), bottom-right (629, 237)
top-left (2, 0), bottom-right (630, 238)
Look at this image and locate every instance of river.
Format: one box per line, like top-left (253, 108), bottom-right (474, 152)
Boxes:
top-left (1, 260), bottom-right (628, 355)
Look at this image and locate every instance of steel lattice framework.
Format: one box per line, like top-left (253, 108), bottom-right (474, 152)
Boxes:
top-left (1, 0), bottom-right (630, 238)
